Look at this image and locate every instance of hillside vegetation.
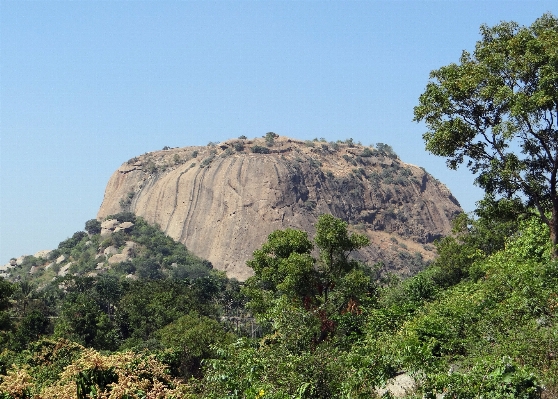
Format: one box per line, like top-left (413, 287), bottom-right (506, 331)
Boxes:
top-left (0, 211), bottom-right (557, 398)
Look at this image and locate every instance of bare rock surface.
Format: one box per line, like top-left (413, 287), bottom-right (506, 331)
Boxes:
top-left (98, 136), bottom-right (462, 280)
top-left (58, 263), bottom-right (72, 277)
top-left (377, 373), bottom-right (416, 397)
top-left (34, 250), bottom-right (52, 259)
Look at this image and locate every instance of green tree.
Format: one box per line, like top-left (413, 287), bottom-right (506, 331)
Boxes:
top-left (84, 219), bottom-right (101, 235)
top-left (243, 228), bottom-right (315, 319)
top-left (414, 13), bottom-right (558, 256)
top-left (264, 131), bottom-right (279, 146)
top-left (0, 278), bottom-right (15, 338)
top-left (156, 311), bottom-right (233, 378)
top-left (314, 214), bottom-right (370, 303)
top-left (243, 214), bottom-right (371, 347)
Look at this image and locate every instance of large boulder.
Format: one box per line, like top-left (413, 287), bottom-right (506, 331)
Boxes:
top-left (98, 137), bottom-right (462, 280)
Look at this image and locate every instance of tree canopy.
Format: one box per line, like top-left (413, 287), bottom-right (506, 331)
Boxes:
top-left (414, 13), bottom-right (558, 254)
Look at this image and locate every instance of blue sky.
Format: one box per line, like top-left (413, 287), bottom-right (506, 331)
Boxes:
top-left (1, 1), bottom-right (556, 262)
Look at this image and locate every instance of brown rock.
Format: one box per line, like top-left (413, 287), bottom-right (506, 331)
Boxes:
top-left (34, 250), bottom-right (52, 259)
top-left (98, 136), bottom-right (462, 280)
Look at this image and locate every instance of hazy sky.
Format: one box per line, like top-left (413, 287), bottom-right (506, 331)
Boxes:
top-left (1, 1), bottom-right (556, 262)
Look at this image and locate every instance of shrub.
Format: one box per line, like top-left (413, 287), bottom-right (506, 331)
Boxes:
top-left (58, 231), bottom-right (88, 251)
top-left (146, 161), bottom-right (158, 174)
top-left (376, 143), bottom-right (398, 159)
top-left (200, 155), bottom-right (215, 168)
top-left (105, 212), bottom-right (136, 223)
top-left (251, 145), bottom-right (271, 154)
top-left (220, 148), bottom-right (233, 158)
top-left (303, 200), bottom-right (317, 211)
top-left (361, 148), bottom-right (374, 157)
top-left (233, 141), bottom-right (245, 152)
top-left (309, 158), bottom-right (322, 168)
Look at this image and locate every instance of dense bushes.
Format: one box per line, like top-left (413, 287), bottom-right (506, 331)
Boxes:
top-left (1, 214), bottom-right (557, 397)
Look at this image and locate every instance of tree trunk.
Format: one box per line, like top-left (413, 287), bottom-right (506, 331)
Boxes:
top-left (551, 211), bottom-right (558, 259)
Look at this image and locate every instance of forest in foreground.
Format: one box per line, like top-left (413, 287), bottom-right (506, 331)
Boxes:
top-left (0, 210), bottom-right (556, 398)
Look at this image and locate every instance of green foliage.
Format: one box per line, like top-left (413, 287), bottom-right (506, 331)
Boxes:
top-left (414, 13), bottom-right (558, 254)
top-left (232, 141), bottom-right (245, 151)
top-left (264, 131), bottom-right (278, 146)
top-left (314, 214), bottom-right (370, 301)
top-left (57, 231), bottom-right (88, 253)
top-left (243, 214), bottom-right (373, 358)
top-left (424, 357), bottom-right (541, 398)
top-left (0, 278), bottom-right (15, 341)
top-left (360, 147), bottom-right (374, 157)
top-left (375, 143), bottom-right (397, 158)
top-left (84, 219), bottom-right (101, 235)
top-left (200, 154), bottom-right (216, 168)
top-left (156, 311), bottom-right (234, 378)
top-left (304, 140), bottom-right (315, 147)
top-left (342, 154), bottom-right (356, 165)
top-left (251, 145), bottom-right (271, 154)
top-left (329, 141), bottom-right (340, 151)
top-left (431, 212), bottom-right (519, 287)
top-left (220, 147), bottom-right (234, 157)
top-left (243, 229), bottom-right (314, 316)
top-left (380, 216), bottom-right (557, 395)
top-left (105, 211), bottom-right (136, 223)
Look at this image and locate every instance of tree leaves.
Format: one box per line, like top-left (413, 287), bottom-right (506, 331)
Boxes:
top-left (415, 13), bottom-right (558, 254)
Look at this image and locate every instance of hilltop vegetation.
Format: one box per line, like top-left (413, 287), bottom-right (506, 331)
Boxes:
top-left (4, 212), bottom-right (212, 285)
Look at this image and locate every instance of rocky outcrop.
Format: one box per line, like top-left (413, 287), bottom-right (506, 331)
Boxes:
top-left (98, 136), bottom-right (462, 280)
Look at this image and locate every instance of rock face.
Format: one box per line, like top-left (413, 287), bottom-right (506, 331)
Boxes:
top-left (98, 137), bottom-right (462, 280)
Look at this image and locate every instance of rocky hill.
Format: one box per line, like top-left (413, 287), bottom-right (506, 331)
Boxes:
top-left (98, 136), bottom-right (462, 280)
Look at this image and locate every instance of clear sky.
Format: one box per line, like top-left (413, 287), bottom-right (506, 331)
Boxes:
top-left (1, 1), bottom-right (556, 263)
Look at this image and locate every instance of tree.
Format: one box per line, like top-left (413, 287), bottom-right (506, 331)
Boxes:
top-left (156, 311), bottom-right (233, 378)
top-left (413, 13), bottom-right (558, 255)
top-left (264, 131), bottom-right (278, 146)
top-left (84, 219), bottom-right (101, 235)
top-left (243, 214), bottom-right (371, 346)
top-left (0, 277), bottom-right (15, 335)
top-left (314, 214), bottom-right (370, 303)
top-left (243, 228), bottom-right (315, 318)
